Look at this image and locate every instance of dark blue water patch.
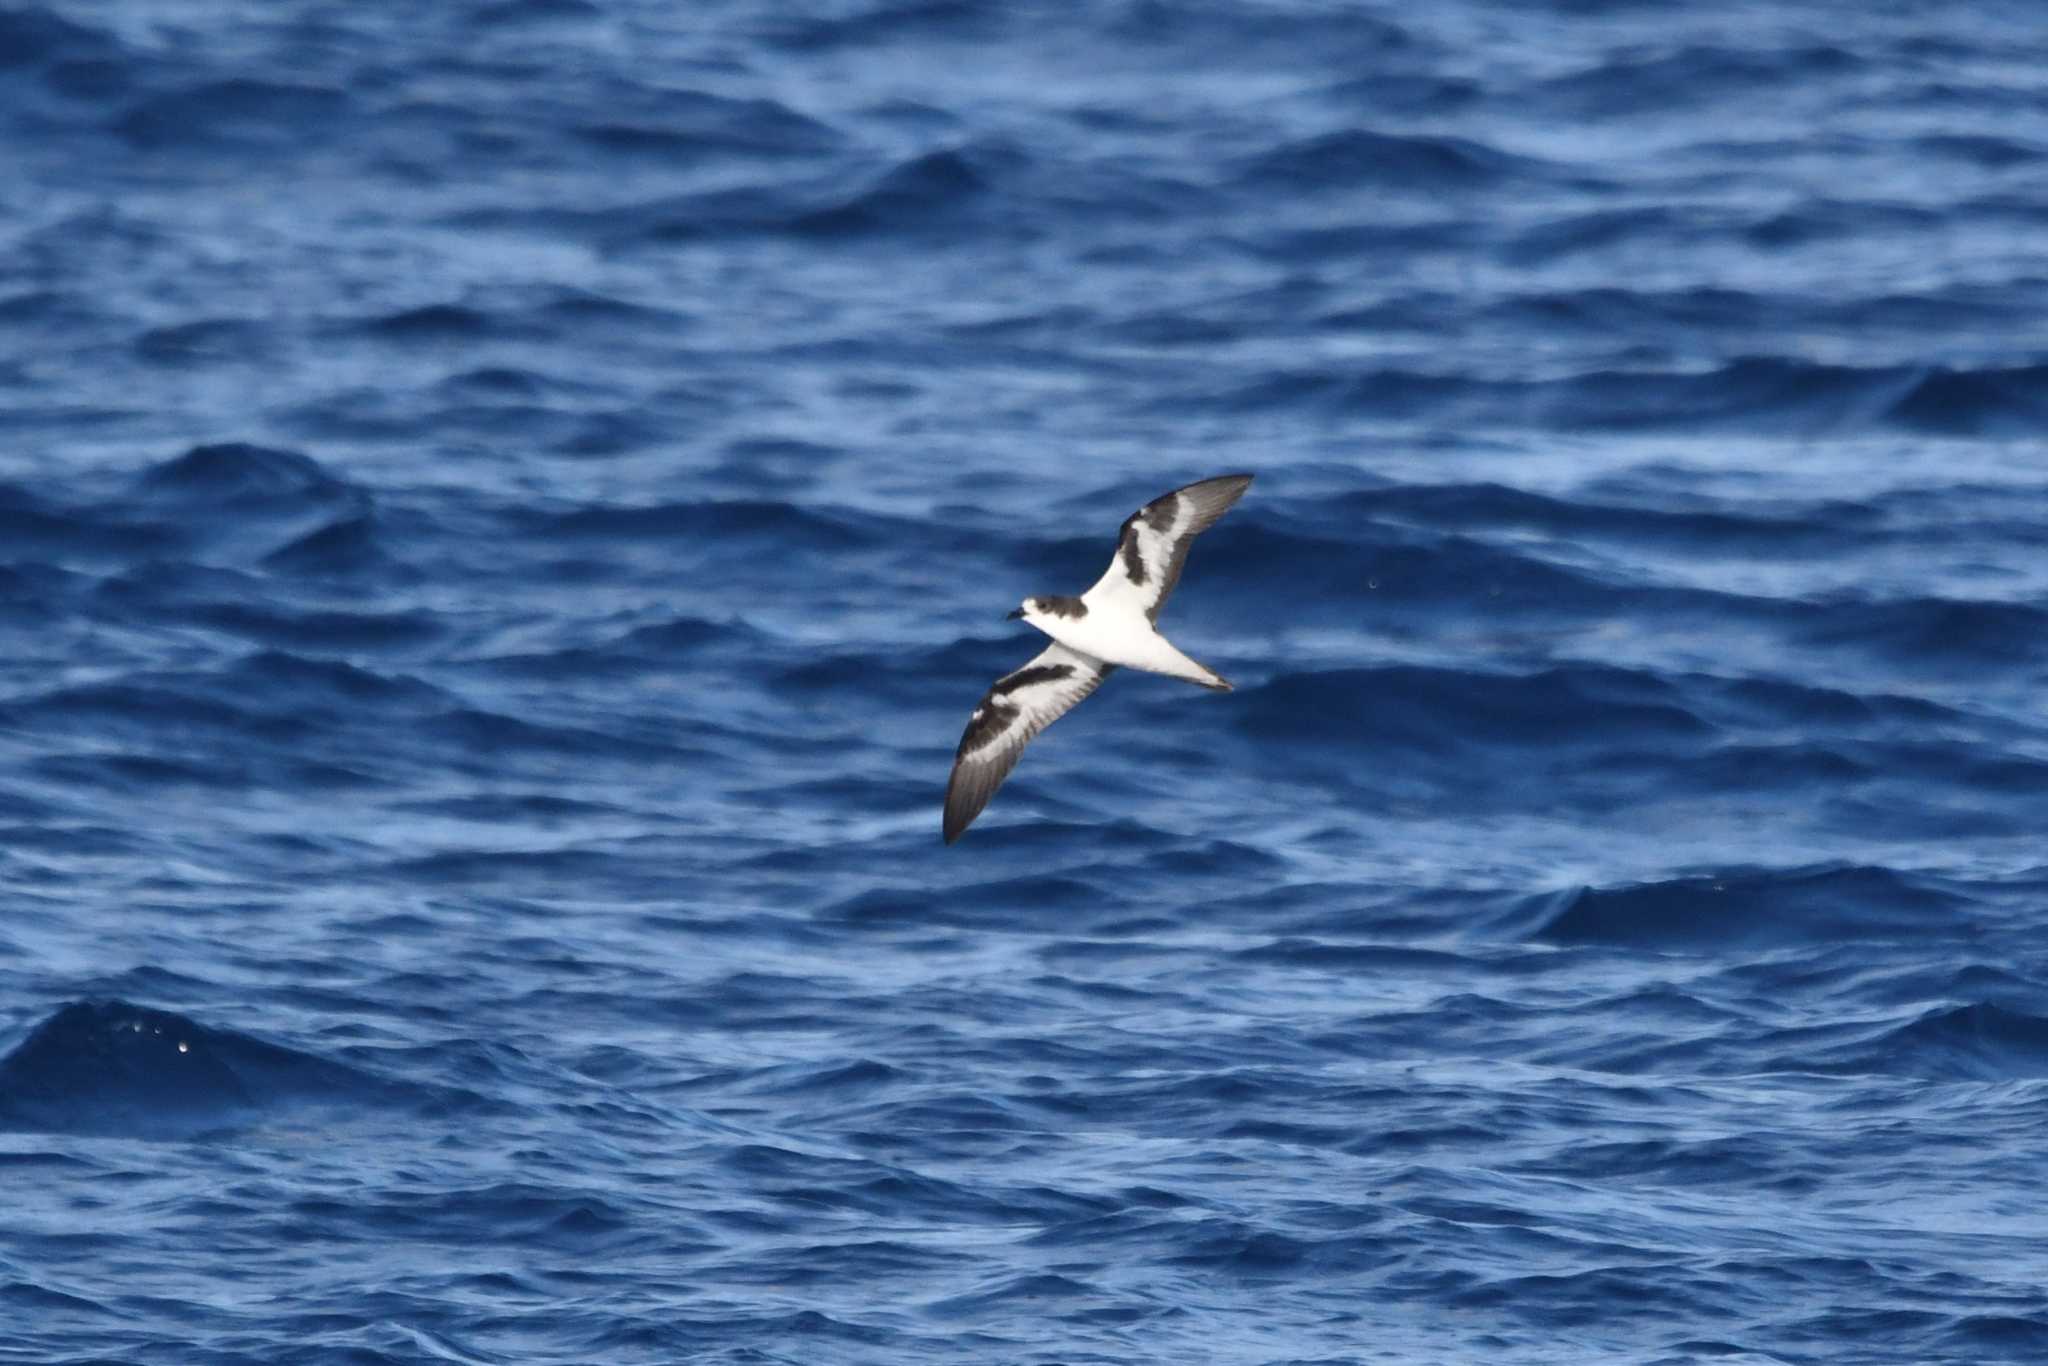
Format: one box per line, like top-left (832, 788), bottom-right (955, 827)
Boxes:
top-left (9, 206), bottom-right (175, 287)
top-left (30, 747), bottom-right (380, 797)
top-left (1316, 71), bottom-right (1482, 116)
top-left (1518, 863), bottom-right (1973, 951)
top-left (1230, 129), bottom-right (1568, 195)
top-left (0, 999), bottom-right (418, 1137)
top-left (1093, 2), bottom-right (1414, 65)
top-left (378, 846), bottom-right (672, 900)
top-left (754, 0), bottom-right (1020, 54)
top-left (775, 634), bottom-right (1017, 708)
top-left (0, 444), bottom-right (392, 579)
top-left (357, 302), bottom-right (504, 340)
top-left (706, 436), bottom-right (847, 493)
top-left (568, 89), bottom-right (841, 159)
top-left (0, 289), bottom-right (106, 333)
top-left (258, 511), bottom-right (417, 582)
top-left (532, 286), bottom-right (689, 330)
top-left (1941, 1313), bottom-right (2048, 1357)
top-left (282, 1179), bottom-right (661, 1256)
top-left (819, 873), bottom-right (1123, 931)
top-left (1909, 133), bottom-right (2048, 170)
top-left (111, 78), bottom-right (355, 152)
top-left (1220, 883), bottom-right (1543, 944)
top-left (277, 381), bottom-right (724, 452)
top-left (1139, 1215), bottom-right (1342, 1283)
top-left (588, 176), bottom-right (867, 247)
top-left (733, 773), bottom-right (933, 819)
top-left (1833, 739), bottom-right (2048, 801)
top-left (432, 366), bottom-right (574, 400)
top-left (1523, 1131), bottom-right (1821, 1194)
top-left (1238, 664), bottom-right (1712, 755)
top-left (0, 820), bottom-right (140, 871)
top-left (7, 652), bottom-right (455, 797)
top-left (528, 496), bottom-right (877, 552)
top-left (226, 649), bottom-right (451, 715)
top-left (1845, 1003), bottom-right (2048, 1081)
top-left (593, 139), bottom-right (1202, 249)
top-left (0, 6), bottom-right (116, 71)
top-left (124, 593), bottom-right (448, 655)
top-left (1175, 519), bottom-right (1622, 625)
top-left (0, 481), bottom-right (181, 565)
top-left (475, 615), bottom-right (767, 680)
top-left (471, 0), bottom-right (602, 28)
top-left (653, 970), bottom-right (864, 1036)
top-left (1527, 42), bottom-right (1868, 119)
top-left (347, 287), bottom-right (693, 351)
top-left (1798, 596), bottom-right (2048, 670)
top-left (432, 705), bottom-right (699, 766)
top-left (1496, 203), bottom-right (1739, 266)
top-left (131, 442), bottom-right (356, 509)
top-left (386, 399), bottom-right (665, 456)
top-left (0, 784), bottom-right (64, 822)
top-left (1741, 196), bottom-right (1944, 251)
top-left (15, 676), bottom-right (318, 748)
top-left (718, 1141), bottom-right (1102, 1225)
top-left (1101, 279), bottom-right (1331, 349)
top-left (1887, 362), bottom-right (2048, 436)
top-left (1677, 740), bottom-right (1878, 793)
top-left (41, 54), bottom-right (130, 102)
top-left (1735, 996), bottom-right (2048, 1085)
top-left (1132, 837), bottom-right (1282, 879)
top-left (133, 317), bottom-right (277, 366)
top-left (1472, 281), bottom-right (2048, 346)
top-left (0, 562), bottom-right (71, 629)
top-left (1334, 480), bottom-right (1882, 555)
top-left (731, 1056), bottom-right (904, 1101)
top-left (786, 144), bottom-right (1014, 240)
top-left (540, 409), bottom-right (665, 457)
top-left (1689, 673), bottom-right (1963, 733)
top-left (1195, 355), bottom-right (1958, 435)
top-left (0, 1280), bottom-right (110, 1323)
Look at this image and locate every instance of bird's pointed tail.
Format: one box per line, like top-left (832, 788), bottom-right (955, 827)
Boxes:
top-left (1145, 634), bottom-right (1232, 691)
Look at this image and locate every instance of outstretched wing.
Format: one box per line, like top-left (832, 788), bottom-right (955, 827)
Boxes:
top-left (1087, 474), bottom-right (1252, 623)
top-left (943, 642), bottom-right (1114, 844)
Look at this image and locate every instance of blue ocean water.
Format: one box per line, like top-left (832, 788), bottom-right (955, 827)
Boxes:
top-left (2, 1), bottom-right (2047, 1360)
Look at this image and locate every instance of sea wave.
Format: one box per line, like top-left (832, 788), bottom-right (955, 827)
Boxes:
top-left (4, 0), bottom-right (2047, 1361)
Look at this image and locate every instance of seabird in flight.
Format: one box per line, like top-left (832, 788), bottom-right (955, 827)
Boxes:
top-left (943, 474), bottom-right (1252, 843)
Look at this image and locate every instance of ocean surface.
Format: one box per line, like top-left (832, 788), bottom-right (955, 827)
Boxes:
top-left (2, 2), bottom-right (2047, 1362)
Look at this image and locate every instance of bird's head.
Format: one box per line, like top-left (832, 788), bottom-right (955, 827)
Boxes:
top-left (1008, 595), bottom-right (1084, 625)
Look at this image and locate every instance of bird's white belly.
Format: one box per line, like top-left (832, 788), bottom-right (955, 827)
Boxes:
top-left (1031, 611), bottom-right (1203, 680)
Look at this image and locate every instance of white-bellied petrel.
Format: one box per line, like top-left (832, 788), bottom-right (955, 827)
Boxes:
top-left (944, 474), bottom-right (1253, 843)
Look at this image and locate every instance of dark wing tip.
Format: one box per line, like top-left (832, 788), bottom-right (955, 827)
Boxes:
top-left (942, 769), bottom-right (972, 843)
top-left (942, 752), bottom-right (997, 845)
top-left (1172, 473), bottom-right (1254, 520)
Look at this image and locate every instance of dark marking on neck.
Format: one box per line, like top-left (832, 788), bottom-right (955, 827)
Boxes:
top-left (1037, 594), bottom-right (1088, 619)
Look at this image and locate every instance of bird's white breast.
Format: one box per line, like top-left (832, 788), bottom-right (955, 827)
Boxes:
top-left (1028, 600), bottom-right (1211, 683)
